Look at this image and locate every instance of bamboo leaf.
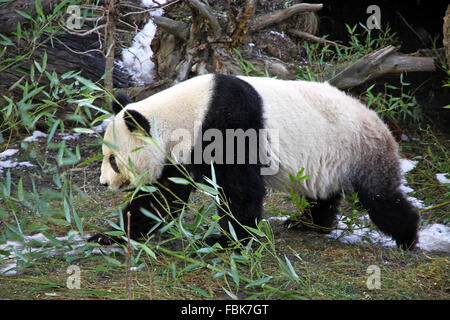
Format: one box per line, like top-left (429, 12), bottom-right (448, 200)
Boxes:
top-left (168, 177), bottom-right (190, 185)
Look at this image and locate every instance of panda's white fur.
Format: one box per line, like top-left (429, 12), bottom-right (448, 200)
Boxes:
top-left (100, 75), bottom-right (212, 189)
top-left (102, 75), bottom-right (395, 197)
top-left (95, 74), bottom-right (418, 249)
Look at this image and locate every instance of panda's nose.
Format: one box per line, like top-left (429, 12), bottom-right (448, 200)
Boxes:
top-left (101, 182), bottom-right (108, 187)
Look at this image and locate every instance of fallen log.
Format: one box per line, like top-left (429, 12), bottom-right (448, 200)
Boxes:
top-left (0, 34), bottom-right (132, 102)
top-left (327, 45), bottom-right (437, 89)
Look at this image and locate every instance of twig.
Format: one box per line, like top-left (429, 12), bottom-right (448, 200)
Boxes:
top-left (395, 11), bottom-right (428, 47)
top-left (60, 24), bottom-right (106, 37)
top-left (419, 201), bottom-right (450, 214)
top-left (52, 36), bottom-right (104, 55)
top-left (121, 0), bottom-right (182, 16)
top-left (125, 211), bottom-right (133, 299)
top-left (249, 3), bottom-right (323, 32)
top-left (288, 28), bottom-right (347, 49)
top-left (104, 0), bottom-right (118, 109)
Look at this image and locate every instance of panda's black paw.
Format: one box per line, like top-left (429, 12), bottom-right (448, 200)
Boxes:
top-left (88, 233), bottom-right (118, 245)
top-left (395, 232), bottom-right (418, 251)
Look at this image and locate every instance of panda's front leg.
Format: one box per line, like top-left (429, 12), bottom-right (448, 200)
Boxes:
top-left (205, 166), bottom-right (266, 247)
top-left (89, 184), bottom-right (192, 245)
top-left (88, 190), bottom-right (160, 245)
top-left (284, 193), bottom-right (342, 233)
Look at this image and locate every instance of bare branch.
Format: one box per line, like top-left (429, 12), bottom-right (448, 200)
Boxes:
top-left (250, 3), bottom-right (323, 32)
top-left (152, 16), bottom-right (190, 41)
top-left (105, 0), bottom-right (118, 108)
top-left (288, 29), bottom-right (347, 49)
top-left (60, 24), bottom-right (106, 37)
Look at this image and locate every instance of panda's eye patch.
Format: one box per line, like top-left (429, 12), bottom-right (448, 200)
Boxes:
top-left (109, 155), bottom-right (120, 174)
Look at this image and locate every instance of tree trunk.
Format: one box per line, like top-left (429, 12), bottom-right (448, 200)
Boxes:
top-left (151, 0), bottom-right (322, 85)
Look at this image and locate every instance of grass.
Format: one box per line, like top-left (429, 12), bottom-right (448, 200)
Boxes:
top-left (0, 126), bottom-right (449, 300)
top-left (0, 6), bottom-right (448, 299)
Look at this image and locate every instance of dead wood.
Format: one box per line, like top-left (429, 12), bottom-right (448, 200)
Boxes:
top-left (0, 34), bottom-right (131, 102)
top-left (152, 16), bottom-right (190, 40)
top-left (288, 28), bottom-right (347, 49)
top-left (0, 0), bottom-right (58, 33)
top-left (249, 3), bottom-right (323, 33)
top-left (105, 0), bottom-right (119, 108)
top-left (444, 4), bottom-right (450, 64)
top-left (327, 45), bottom-right (437, 89)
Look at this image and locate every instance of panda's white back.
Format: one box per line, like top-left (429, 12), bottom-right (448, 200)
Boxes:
top-left (237, 76), bottom-right (397, 199)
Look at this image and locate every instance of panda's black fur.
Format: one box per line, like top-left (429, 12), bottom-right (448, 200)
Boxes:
top-left (89, 74), bottom-right (419, 250)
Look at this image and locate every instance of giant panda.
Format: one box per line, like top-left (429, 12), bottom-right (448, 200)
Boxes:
top-left (89, 73), bottom-right (419, 250)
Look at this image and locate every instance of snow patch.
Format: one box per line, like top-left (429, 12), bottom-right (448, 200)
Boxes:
top-left (399, 158), bottom-right (417, 175)
top-left (326, 217), bottom-right (396, 248)
top-left (0, 149), bottom-right (19, 158)
top-left (0, 232), bottom-right (125, 276)
top-left (436, 173), bottom-right (450, 185)
top-left (267, 216), bottom-right (289, 222)
top-left (417, 224), bottom-right (450, 252)
top-left (23, 130), bottom-right (48, 142)
top-left (118, 0), bottom-right (169, 85)
top-left (269, 31), bottom-right (287, 39)
top-left (0, 148), bottom-right (35, 174)
top-left (398, 158), bottom-right (430, 210)
top-left (325, 218), bottom-right (450, 253)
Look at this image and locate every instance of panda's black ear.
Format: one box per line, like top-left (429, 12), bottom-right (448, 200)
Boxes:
top-left (124, 109), bottom-right (151, 134)
top-left (112, 93), bottom-right (133, 114)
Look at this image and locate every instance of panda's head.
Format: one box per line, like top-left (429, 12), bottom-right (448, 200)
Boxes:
top-left (99, 94), bottom-right (166, 190)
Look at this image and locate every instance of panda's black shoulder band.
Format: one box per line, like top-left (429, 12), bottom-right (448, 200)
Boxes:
top-left (112, 93), bottom-right (133, 114)
top-left (124, 109), bottom-right (151, 134)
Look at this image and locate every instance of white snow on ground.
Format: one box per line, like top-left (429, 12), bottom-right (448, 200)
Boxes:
top-left (0, 149), bottom-right (19, 158)
top-left (417, 224), bottom-right (450, 252)
top-left (0, 233), bottom-right (125, 276)
top-left (327, 218), bottom-right (450, 253)
top-left (23, 130), bottom-right (47, 142)
top-left (117, 0), bottom-right (169, 84)
top-left (0, 148), bottom-right (35, 174)
top-left (398, 158), bottom-right (430, 210)
top-left (0, 119), bottom-right (113, 175)
top-left (2, 145), bottom-right (448, 276)
top-left (436, 173), bottom-right (450, 185)
top-left (271, 158), bottom-right (450, 253)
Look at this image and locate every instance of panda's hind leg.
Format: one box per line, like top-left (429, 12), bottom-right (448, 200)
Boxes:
top-left (285, 193), bottom-right (342, 233)
top-left (356, 187), bottom-right (419, 250)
